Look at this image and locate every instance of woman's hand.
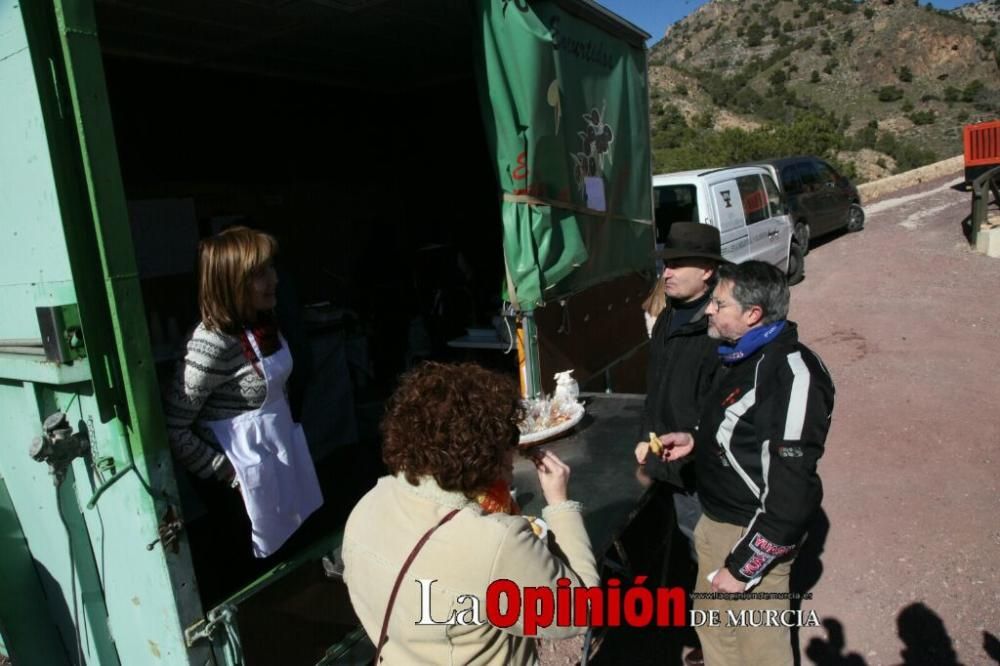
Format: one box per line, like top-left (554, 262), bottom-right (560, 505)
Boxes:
top-left (212, 454), bottom-right (238, 488)
top-left (533, 450), bottom-right (571, 505)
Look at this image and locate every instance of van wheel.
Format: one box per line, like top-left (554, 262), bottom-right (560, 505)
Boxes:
top-left (846, 204), bottom-right (865, 232)
top-left (794, 222), bottom-right (811, 255)
top-left (787, 241), bottom-right (805, 286)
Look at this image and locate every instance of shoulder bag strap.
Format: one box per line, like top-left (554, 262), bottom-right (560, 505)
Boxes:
top-left (373, 508), bottom-right (460, 664)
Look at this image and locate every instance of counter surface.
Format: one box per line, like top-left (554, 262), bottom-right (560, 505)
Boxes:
top-left (512, 392), bottom-right (655, 556)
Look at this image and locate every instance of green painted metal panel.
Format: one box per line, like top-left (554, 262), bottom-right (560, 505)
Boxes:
top-left (2, 0), bottom-right (214, 663)
top-left (0, 381), bottom-right (119, 665)
top-left (0, 0), bottom-right (77, 342)
top-left (0, 472), bottom-right (71, 664)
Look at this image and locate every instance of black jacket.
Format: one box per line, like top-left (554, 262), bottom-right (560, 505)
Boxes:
top-left (695, 322), bottom-right (835, 583)
top-left (640, 300), bottom-right (721, 489)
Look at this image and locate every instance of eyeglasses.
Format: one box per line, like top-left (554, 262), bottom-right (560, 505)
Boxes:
top-left (710, 297), bottom-right (735, 311)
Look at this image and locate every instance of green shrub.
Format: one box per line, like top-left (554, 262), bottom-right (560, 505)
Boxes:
top-left (843, 29), bottom-right (855, 45)
top-left (821, 39), bottom-right (835, 55)
top-left (878, 85), bottom-right (904, 102)
top-left (807, 11), bottom-right (825, 27)
top-left (693, 110), bottom-right (715, 129)
top-left (898, 66), bottom-right (913, 83)
top-left (907, 110), bottom-right (936, 125)
top-left (875, 132), bottom-right (938, 172)
top-left (651, 104), bottom-right (694, 150)
top-left (850, 123), bottom-right (878, 150)
top-left (901, 100), bottom-right (914, 112)
top-left (747, 23), bottom-right (766, 47)
top-left (675, 83), bottom-right (689, 96)
top-left (770, 69), bottom-right (788, 86)
top-left (783, 20), bottom-right (795, 32)
top-left (961, 79), bottom-right (984, 103)
top-left (651, 112), bottom-right (846, 174)
top-left (864, 7), bottom-right (875, 19)
top-left (810, 70), bottom-right (821, 83)
top-left (944, 86), bottom-right (960, 103)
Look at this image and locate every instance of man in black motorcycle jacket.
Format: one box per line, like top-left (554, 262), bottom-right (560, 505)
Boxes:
top-left (659, 260), bottom-right (835, 666)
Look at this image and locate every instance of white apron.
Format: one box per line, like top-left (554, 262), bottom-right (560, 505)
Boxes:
top-left (205, 332), bottom-right (324, 558)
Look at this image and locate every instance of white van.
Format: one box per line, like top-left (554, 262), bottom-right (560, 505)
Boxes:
top-left (653, 166), bottom-right (803, 283)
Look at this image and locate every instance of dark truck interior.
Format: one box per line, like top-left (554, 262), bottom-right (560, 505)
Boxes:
top-left (93, 0), bottom-right (512, 662)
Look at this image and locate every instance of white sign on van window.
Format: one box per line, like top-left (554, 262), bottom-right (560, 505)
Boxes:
top-left (711, 183), bottom-right (746, 233)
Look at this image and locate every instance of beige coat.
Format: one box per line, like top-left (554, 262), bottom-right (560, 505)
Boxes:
top-left (342, 474), bottom-right (600, 665)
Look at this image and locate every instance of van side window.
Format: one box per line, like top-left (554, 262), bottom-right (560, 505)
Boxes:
top-left (799, 162), bottom-right (821, 192)
top-left (781, 165), bottom-right (803, 194)
top-left (654, 185), bottom-right (699, 242)
top-left (815, 161), bottom-right (838, 186)
top-left (736, 175), bottom-right (768, 225)
top-left (762, 174), bottom-right (784, 216)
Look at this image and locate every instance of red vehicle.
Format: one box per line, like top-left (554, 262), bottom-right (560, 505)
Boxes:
top-left (963, 119), bottom-right (1000, 184)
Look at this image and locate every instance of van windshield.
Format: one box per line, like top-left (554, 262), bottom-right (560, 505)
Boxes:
top-left (654, 185), bottom-right (699, 242)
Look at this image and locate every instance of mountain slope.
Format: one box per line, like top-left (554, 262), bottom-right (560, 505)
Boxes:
top-left (647, 0), bottom-right (1000, 179)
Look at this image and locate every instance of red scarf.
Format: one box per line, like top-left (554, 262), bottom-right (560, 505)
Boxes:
top-left (240, 313), bottom-right (281, 373)
top-left (475, 479), bottom-right (520, 515)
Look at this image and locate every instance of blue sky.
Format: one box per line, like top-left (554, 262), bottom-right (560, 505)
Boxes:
top-left (598, 0), bottom-right (975, 45)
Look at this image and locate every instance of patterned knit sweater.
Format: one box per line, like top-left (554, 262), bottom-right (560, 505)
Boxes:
top-left (163, 323), bottom-right (268, 479)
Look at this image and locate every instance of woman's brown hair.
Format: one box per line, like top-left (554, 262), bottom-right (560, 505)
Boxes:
top-left (381, 362), bottom-right (523, 495)
top-left (198, 226), bottom-right (277, 334)
top-left (642, 276), bottom-right (667, 320)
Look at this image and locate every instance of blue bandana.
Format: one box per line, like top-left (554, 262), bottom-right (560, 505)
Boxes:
top-left (718, 320), bottom-right (786, 365)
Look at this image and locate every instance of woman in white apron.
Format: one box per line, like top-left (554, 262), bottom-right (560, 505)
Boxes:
top-left (164, 226), bottom-right (323, 558)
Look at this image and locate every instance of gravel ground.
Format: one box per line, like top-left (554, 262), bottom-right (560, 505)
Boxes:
top-left (541, 170), bottom-right (1000, 666)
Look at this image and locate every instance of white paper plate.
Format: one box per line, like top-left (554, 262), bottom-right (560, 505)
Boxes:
top-left (518, 404), bottom-right (585, 446)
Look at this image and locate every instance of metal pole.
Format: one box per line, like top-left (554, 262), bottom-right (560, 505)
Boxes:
top-left (521, 311), bottom-right (543, 399)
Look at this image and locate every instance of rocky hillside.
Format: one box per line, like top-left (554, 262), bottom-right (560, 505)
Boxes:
top-left (952, 0), bottom-right (1000, 23)
top-left (647, 0), bottom-right (1000, 180)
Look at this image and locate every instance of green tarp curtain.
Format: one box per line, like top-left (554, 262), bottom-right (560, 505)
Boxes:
top-left (475, 0), bottom-right (654, 308)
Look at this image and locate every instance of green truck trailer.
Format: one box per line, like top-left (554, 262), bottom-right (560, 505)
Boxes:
top-left (0, 0), bottom-right (653, 663)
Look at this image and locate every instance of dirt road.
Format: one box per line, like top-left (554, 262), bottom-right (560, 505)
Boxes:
top-left (543, 169), bottom-right (1000, 665)
top-left (791, 172), bottom-right (1000, 665)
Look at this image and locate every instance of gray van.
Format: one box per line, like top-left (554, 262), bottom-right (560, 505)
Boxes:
top-left (653, 165), bottom-right (803, 283)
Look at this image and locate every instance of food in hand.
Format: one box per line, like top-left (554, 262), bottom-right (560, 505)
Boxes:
top-left (525, 516), bottom-right (548, 539)
top-left (649, 432), bottom-right (664, 456)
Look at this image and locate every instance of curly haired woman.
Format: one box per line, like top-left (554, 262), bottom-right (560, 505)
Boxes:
top-left (342, 362), bottom-right (599, 665)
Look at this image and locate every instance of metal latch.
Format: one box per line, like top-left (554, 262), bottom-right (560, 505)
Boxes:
top-left (185, 604), bottom-right (241, 650)
top-left (36, 304), bottom-right (85, 363)
top-left (146, 505), bottom-right (184, 553)
top-left (30, 411), bottom-right (89, 485)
